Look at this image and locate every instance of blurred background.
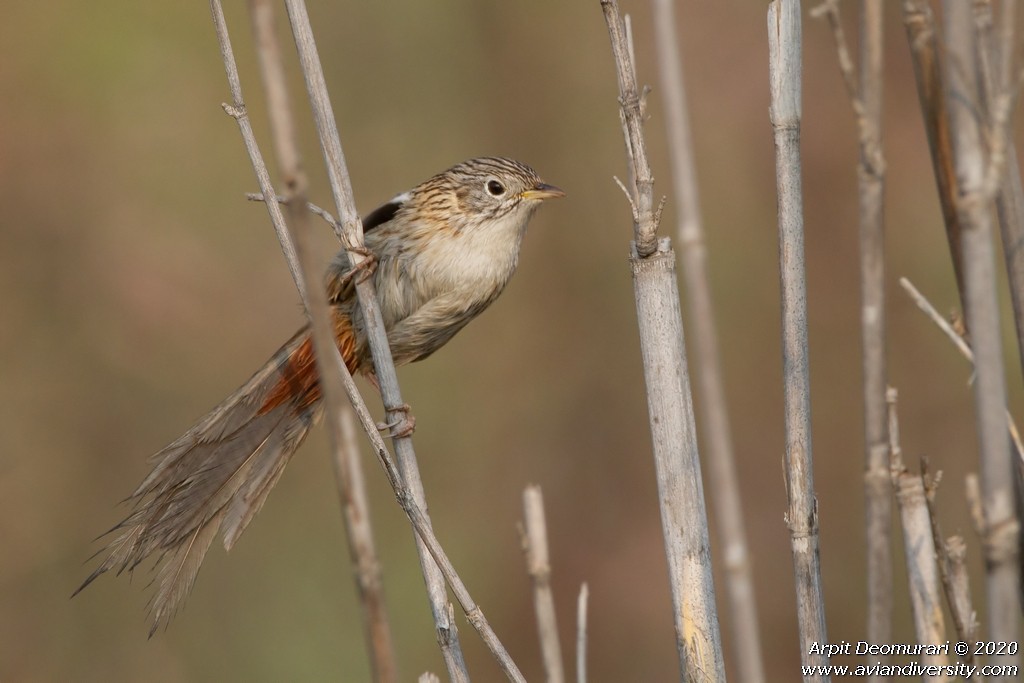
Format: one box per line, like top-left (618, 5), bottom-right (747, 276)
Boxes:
top-left (2, 1), bottom-right (1022, 681)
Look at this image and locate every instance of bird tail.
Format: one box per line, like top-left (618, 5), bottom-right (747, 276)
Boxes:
top-left (75, 317), bottom-right (358, 635)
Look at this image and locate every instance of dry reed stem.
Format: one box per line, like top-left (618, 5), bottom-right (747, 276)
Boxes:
top-left (901, 272), bottom-right (1021, 674)
top-left (520, 486), bottom-right (566, 683)
top-left (813, 2), bottom-right (891, 668)
top-left (601, 1), bottom-right (657, 256)
top-left (602, 1), bottom-right (726, 679)
top-left (900, 0), bottom-right (969, 307)
top-left (214, 1), bottom-right (529, 679)
top-left (943, 4), bottom-right (1021, 667)
top-left (649, 1), bottom-right (765, 679)
top-left (768, 1), bottom-right (831, 677)
top-left (334, 405), bottom-right (399, 681)
top-left (974, 2), bottom-right (1024, 558)
top-left (246, 2), bottom-right (397, 680)
top-left (277, 1), bottom-right (478, 678)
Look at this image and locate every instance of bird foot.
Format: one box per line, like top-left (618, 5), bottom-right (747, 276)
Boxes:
top-left (377, 403), bottom-right (416, 438)
top-left (343, 245), bottom-right (377, 285)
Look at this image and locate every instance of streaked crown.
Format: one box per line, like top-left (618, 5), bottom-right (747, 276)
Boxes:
top-left (406, 157), bottom-right (564, 231)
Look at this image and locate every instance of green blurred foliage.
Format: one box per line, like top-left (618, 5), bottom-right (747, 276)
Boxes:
top-left (1, 1), bottom-right (1021, 681)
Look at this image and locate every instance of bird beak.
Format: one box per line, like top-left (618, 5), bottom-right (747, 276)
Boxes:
top-left (521, 183), bottom-right (566, 201)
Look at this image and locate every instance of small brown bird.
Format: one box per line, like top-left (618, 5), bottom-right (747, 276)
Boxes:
top-left (76, 157), bottom-right (564, 633)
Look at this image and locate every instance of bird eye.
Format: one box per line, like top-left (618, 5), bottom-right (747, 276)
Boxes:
top-left (486, 179), bottom-right (506, 196)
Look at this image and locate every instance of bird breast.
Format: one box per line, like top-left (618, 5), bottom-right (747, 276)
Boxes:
top-left (374, 209), bottom-right (530, 323)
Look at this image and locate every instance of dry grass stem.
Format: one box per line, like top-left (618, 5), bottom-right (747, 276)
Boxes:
top-left (768, 1), bottom-right (830, 675)
top-left (335, 405), bottom-right (398, 681)
top-left (207, 0), bottom-right (399, 511)
top-left (649, 0), bottom-right (764, 679)
top-left (886, 389), bottom-right (948, 668)
top-left (280, 1), bottom-right (479, 679)
top-left (209, 0), bottom-right (305, 305)
top-left (810, 1), bottom-right (863, 122)
top-left (576, 583), bottom-right (588, 683)
top-left (816, 1), bottom-right (891, 666)
top-left (975, 1), bottom-right (1024, 573)
top-left (215, 1), bottom-right (529, 679)
top-left (899, 277), bottom-right (1024, 461)
top-left (520, 486), bottom-right (566, 683)
top-left (246, 2), bottom-right (397, 679)
top-left (972, 0), bottom-right (1024, 202)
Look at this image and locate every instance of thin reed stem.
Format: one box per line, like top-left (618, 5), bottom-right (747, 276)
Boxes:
top-left (649, 2), bottom-right (764, 679)
top-left (246, 2), bottom-right (398, 680)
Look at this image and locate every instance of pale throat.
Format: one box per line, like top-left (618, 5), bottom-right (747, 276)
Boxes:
top-left (425, 204), bottom-right (535, 293)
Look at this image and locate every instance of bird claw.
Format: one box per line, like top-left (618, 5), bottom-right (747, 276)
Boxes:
top-left (377, 403), bottom-right (416, 438)
top-left (343, 245), bottom-right (377, 286)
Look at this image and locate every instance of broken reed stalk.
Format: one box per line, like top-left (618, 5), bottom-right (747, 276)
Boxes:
top-left (600, 1), bottom-right (725, 679)
top-left (246, 2), bottom-right (397, 680)
top-left (767, 1), bottom-right (830, 676)
top-left (943, 3), bottom-right (1021, 670)
top-left (901, 281), bottom-right (1024, 670)
top-left (813, 1), bottom-right (891, 669)
top-left (521, 486), bottom-right (566, 683)
top-left (921, 456), bottom-right (978, 661)
top-left (886, 389), bottom-right (948, 669)
top-left (576, 584), bottom-right (588, 683)
top-left (649, 1), bottom-right (764, 679)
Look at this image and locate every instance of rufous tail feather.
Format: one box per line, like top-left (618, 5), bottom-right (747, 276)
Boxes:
top-left (74, 313), bottom-right (358, 636)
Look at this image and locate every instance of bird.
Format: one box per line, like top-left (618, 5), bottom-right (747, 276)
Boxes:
top-left (75, 156), bottom-right (564, 634)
